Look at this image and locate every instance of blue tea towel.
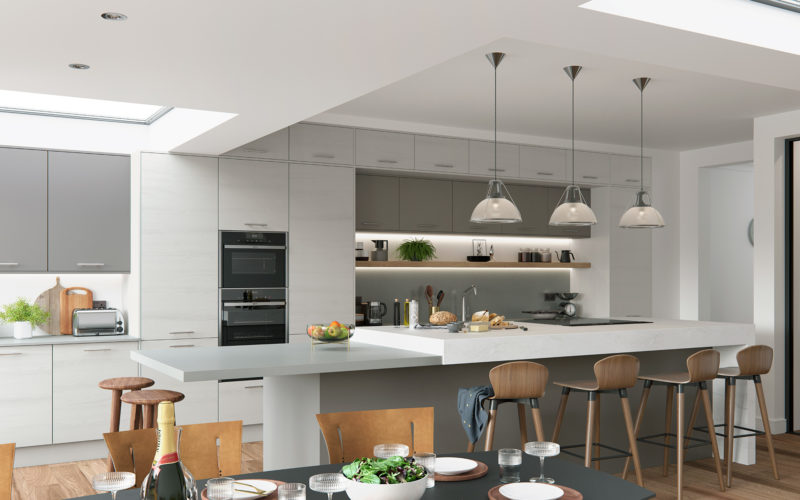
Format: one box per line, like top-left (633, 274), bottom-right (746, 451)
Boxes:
top-left (457, 385), bottom-right (494, 444)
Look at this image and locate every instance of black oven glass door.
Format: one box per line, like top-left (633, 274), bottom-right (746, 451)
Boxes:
top-left (221, 302), bottom-right (286, 346)
top-left (222, 246), bottom-right (286, 288)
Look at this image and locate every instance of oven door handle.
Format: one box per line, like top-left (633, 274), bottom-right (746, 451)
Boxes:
top-left (223, 301), bottom-right (286, 307)
top-left (223, 245), bottom-right (285, 250)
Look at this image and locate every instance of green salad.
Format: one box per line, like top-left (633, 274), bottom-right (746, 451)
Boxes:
top-left (342, 456), bottom-right (427, 484)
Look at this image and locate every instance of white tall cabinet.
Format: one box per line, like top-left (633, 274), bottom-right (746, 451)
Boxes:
top-left (288, 164), bottom-right (355, 339)
top-left (609, 187), bottom-right (652, 318)
top-left (219, 158), bottom-right (289, 231)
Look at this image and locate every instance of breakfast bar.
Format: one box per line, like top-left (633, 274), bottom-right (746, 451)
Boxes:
top-left (132, 319), bottom-right (756, 472)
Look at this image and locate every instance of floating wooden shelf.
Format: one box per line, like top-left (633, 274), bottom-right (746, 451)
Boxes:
top-left (355, 261), bottom-right (590, 269)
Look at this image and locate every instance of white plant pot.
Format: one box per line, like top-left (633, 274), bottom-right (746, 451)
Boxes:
top-left (13, 321), bottom-right (33, 339)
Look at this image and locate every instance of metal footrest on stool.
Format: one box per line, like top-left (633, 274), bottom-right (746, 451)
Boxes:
top-left (637, 432), bottom-right (712, 450)
top-left (560, 442), bottom-right (632, 461)
top-left (692, 424), bottom-right (765, 439)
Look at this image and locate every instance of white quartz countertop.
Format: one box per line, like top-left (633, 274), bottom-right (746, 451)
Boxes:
top-left (131, 342), bottom-right (442, 382)
top-left (352, 319), bottom-right (756, 364)
top-left (0, 334), bottom-right (138, 347)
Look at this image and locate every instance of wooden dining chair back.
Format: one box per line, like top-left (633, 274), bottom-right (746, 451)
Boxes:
top-left (178, 421), bottom-right (243, 480)
top-left (0, 443), bottom-right (14, 500)
top-left (736, 345), bottom-right (773, 376)
top-left (489, 361), bottom-right (548, 399)
top-left (686, 349), bottom-right (720, 382)
top-left (595, 354), bottom-right (640, 390)
top-left (316, 407), bottom-right (434, 464)
top-left (103, 428), bottom-right (157, 488)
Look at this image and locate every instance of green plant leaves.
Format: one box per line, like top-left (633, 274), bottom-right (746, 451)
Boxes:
top-left (0, 298), bottom-right (49, 326)
top-left (396, 238), bottom-right (436, 262)
top-left (341, 456), bottom-right (426, 484)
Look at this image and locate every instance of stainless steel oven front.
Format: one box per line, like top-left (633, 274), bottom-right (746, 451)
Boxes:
top-left (219, 288), bottom-right (287, 346)
top-left (220, 231), bottom-right (286, 289)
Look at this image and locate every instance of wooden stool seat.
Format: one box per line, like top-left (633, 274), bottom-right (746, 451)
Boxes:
top-left (99, 377), bottom-right (154, 391)
top-left (636, 372), bottom-right (693, 385)
top-left (121, 389), bottom-right (185, 430)
top-left (552, 379), bottom-right (601, 391)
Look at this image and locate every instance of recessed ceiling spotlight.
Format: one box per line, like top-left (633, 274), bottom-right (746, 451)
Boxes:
top-left (101, 12), bottom-right (128, 21)
top-left (68, 63), bottom-right (90, 70)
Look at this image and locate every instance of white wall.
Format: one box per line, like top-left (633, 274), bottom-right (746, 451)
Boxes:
top-left (698, 165), bottom-right (754, 324)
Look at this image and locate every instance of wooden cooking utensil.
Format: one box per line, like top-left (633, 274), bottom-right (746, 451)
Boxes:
top-left (34, 277), bottom-right (64, 335)
top-left (425, 285), bottom-right (434, 307)
top-left (59, 287), bottom-right (93, 334)
top-left (436, 290), bottom-right (445, 307)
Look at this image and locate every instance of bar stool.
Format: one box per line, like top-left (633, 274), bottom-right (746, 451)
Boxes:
top-left (120, 389), bottom-right (185, 429)
top-left (551, 354), bottom-right (644, 487)
top-left (99, 377), bottom-right (155, 471)
top-left (467, 361), bottom-right (549, 452)
top-left (686, 345), bottom-right (779, 487)
top-left (622, 349), bottom-right (725, 500)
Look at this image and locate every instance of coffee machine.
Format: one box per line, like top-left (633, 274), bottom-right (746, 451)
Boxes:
top-left (370, 240), bottom-right (388, 261)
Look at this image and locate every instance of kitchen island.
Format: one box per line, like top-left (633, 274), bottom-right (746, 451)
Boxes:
top-left (132, 319), bottom-right (756, 472)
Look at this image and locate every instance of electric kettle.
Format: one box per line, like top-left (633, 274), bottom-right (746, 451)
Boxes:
top-left (367, 301), bottom-right (388, 325)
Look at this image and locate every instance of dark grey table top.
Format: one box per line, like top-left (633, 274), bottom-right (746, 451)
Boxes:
top-left (71, 451), bottom-right (654, 499)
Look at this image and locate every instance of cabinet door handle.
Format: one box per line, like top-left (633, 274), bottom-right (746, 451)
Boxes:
top-left (0, 352), bottom-right (22, 356)
top-left (377, 159), bottom-right (398, 164)
top-left (581, 175), bottom-right (598, 180)
top-left (168, 331), bottom-right (195, 335)
top-left (244, 223), bottom-right (269, 227)
top-left (244, 385), bottom-right (263, 390)
top-left (0, 262), bottom-right (19, 266)
top-left (83, 348), bottom-right (112, 352)
top-left (241, 148), bottom-right (269, 153)
top-left (489, 168), bottom-right (505, 172)
top-left (433, 163), bottom-right (454, 168)
top-left (170, 344), bottom-right (195, 348)
top-left (77, 262), bottom-right (105, 267)
top-left (360, 222), bottom-right (378, 226)
top-left (625, 178), bottom-right (639, 183)
top-left (313, 153), bottom-right (335, 159)
top-left (416, 224), bottom-right (436, 228)
top-left (536, 172), bottom-right (554, 176)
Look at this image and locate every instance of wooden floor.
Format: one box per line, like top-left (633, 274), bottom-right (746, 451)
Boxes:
top-left (9, 435), bottom-right (800, 499)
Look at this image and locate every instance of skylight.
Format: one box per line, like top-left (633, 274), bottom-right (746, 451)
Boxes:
top-left (0, 89), bottom-right (171, 125)
top-left (753, 0), bottom-right (800, 13)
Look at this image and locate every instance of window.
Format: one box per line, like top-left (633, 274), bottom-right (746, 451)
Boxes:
top-left (753, 0), bottom-right (800, 13)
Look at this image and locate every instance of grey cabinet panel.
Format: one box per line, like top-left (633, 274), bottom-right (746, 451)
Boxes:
top-left (0, 148), bottom-right (47, 272)
top-left (356, 175), bottom-right (399, 231)
top-left (48, 152), bottom-right (130, 272)
top-left (398, 178), bottom-right (452, 232)
top-left (452, 181), bottom-right (503, 234)
top-left (546, 186), bottom-right (591, 238)
top-left (501, 184), bottom-right (549, 235)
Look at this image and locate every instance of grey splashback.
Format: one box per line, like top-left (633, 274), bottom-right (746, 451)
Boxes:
top-left (356, 269), bottom-right (570, 321)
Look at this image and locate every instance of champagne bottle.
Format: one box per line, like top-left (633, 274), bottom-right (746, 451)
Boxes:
top-left (141, 401), bottom-right (196, 500)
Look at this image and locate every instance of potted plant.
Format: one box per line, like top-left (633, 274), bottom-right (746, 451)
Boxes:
top-left (0, 298), bottom-right (49, 339)
top-left (396, 238), bottom-right (437, 262)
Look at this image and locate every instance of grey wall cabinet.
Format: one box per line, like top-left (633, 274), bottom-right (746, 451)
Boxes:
top-left (452, 181), bottom-right (503, 234)
top-left (0, 148), bottom-right (47, 272)
top-left (546, 186), bottom-right (591, 238)
top-left (502, 184), bottom-right (550, 235)
top-left (48, 152), bottom-right (130, 272)
top-left (356, 175), bottom-right (399, 231)
top-left (398, 178), bottom-right (453, 232)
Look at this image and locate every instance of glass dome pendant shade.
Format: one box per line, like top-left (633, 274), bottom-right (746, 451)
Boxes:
top-left (549, 65), bottom-right (597, 227)
top-left (471, 51), bottom-right (522, 224)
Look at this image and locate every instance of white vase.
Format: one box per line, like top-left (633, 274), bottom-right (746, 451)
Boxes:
top-left (13, 321), bottom-right (32, 339)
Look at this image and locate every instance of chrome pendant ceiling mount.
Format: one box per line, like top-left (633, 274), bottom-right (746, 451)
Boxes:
top-left (618, 77), bottom-right (665, 228)
top-left (471, 51), bottom-right (522, 224)
top-left (549, 65), bottom-right (597, 227)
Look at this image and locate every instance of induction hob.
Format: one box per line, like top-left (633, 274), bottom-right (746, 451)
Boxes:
top-left (523, 317), bottom-right (652, 327)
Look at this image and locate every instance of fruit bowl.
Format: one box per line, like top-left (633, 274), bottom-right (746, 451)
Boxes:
top-left (306, 322), bottom-right (354, 342)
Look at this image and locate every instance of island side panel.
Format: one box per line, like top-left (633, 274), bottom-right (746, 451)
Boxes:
top-left (262, 374), bottom-right (321, 470)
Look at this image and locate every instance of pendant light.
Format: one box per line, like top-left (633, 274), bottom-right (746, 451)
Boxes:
top-left (471, 52), bottom-right (522, 224)
top-left (549, 66), bottom-right (597, 226)
top-left (618, 77), bottom-right (665, 228)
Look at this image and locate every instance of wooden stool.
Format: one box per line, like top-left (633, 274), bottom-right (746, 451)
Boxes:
top-left (687, 345), bottom-right (779, 487)
top-left (99, 377), bottom-right (155, 433)
top-left (551, 354), bottom-right (644, 487)
top-left (468, 361), bottom-right (549, 452)
top-left (120, 389), bottom-right (185, 429)
top-left (623, 349), bottom-right (725, 500)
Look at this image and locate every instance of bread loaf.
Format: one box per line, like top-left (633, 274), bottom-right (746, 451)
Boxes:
top-left (471, 310), bottom-right (490, 322)
top-left (429, 311), bottom-right (457, 325)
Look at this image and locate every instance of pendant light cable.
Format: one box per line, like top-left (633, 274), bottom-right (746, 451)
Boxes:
top-left (494, 59), bottom-right (498, 182)
top-left (640, 83), bottom-right (644, 192)
top-left (571, 73), bottom-right (575, 185)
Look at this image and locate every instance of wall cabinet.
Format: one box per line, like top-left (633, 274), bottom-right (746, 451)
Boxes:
top-left (289, 164), bottom-right (355, 335)
top-left (356, 175), bottom-right (399, 231)
top-left (219, 380), bottom-right (263, 425)
top-left (414, 136), bottom-right (469, 174)
top-left (610, 155), bottom-right (652, 188)
top-left (469, 141), bottom-right (520, 178)
top-left (47, 152), bottom-right (131, 272)
top-left (501, 184), bottom-right (549, 235)
top-left (0, 345), bottom-right (52, 447)
top-left (219, 158), bottom-right (289, 231)
top-left (520, 146), bottom-right (568, 182)
top-left (571, 151), bottom-right (611, 185)
top-left (290, 124), bottom-right (354, 165)
top-left (52, 342), bottom-right (139, 443)
top-left (452, 181), bottom-right (502, 234)
top-left (225, 128), bottom-right (289, 160)
top-left (140, 153), bottom-right (218, 340)
top-left (356, 129), bottom-right (414, 170)
top-left (398, 178), bottom-right (453, 232)
top-left (546, 186), bottom-right (592, 238)
top-left (0, 148), bottom-right (47, 272)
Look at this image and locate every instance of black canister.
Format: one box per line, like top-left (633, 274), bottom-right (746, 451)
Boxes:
top-left (393, 299), bottom-right (401, 326)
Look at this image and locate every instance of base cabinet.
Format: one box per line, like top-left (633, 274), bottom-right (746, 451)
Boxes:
top-left (219, 380), bottom-right (263, 425)
top-left (0, 345), bottom-right (52, 447)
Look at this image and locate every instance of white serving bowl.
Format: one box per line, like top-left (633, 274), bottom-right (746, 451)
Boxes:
top-left (344, 474), bottom-right (428, 500)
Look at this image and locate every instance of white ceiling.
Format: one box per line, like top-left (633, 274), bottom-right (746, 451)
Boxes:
top-left (4, 1), bottom-right (800, 154)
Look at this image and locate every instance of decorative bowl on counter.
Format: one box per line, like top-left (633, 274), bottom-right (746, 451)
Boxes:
top-left (307, 322), bottom-right (354, 342)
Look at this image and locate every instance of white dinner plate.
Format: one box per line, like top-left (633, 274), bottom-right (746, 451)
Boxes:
top-left (499, 483), bottom-right (565, 500)
top-left (434, 457), bottom-right (478, 475)
top-left (231, 479), bottom-right (278, 499)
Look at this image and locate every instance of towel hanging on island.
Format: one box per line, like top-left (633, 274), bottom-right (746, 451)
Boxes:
top-left (457, 385), bottom-right (494, 445)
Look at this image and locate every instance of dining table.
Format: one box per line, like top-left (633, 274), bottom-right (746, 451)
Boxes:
top-left (71, 451), bottom-right (655, 499)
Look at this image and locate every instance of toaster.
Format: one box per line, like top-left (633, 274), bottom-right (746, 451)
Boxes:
top-left (72, 308), bottom-right (125, 336)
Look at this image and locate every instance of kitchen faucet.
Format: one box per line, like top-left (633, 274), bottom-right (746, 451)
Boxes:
top-left (461, 284), bottom-right (478, 322)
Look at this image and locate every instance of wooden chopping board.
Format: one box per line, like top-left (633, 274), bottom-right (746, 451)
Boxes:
top-left (34, 277), bottom-right (64, 335)
top-left (59, 287), bottom-right (93, 335)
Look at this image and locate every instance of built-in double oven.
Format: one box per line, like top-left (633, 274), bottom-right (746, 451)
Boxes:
top-left (219, 231), bottom-right (288, 346)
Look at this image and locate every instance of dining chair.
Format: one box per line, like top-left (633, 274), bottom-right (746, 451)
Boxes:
top-left (0, 443), bottom-right (14, 500)
top-left (316, 407), bottom-right (434, 463)
top-left (178, 420), bottom-right (243, 480)
top-left (104, 428), bottom-right (158, 488)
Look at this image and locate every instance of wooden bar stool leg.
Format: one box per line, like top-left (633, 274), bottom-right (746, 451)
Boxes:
top-left (107, 389), bottom-right (122, 472)
top-left (530, 400), bottom-right (545, 442)
top-left (754, 375), bottom-right (780, 480)
top-left (129, 404), bottom-right (139, 430)
top-left (623, 380), bottom-right (652, 480)
top-left (619, 388), bottom-right (644, 487)
top-left (699, 382), bottom-right (726, 492)
top-left (593, 393), bottom-right (601, 469)
top-left (585, 392), bottom-right (597, 469)
top-left (663, 385), bottom-right (675, 476)
top-left (725, 377), bottom-right (736, 487)
top-left (683, 387), bottom-right (702, 451)
top-left (676, 385), bottom-right (685, 500)
top-left (516, 403), bottom-right (528, 448)
top-left (552, 387), bottom-right (570, 442)
top-left (143, 404), bottom-right (154, 429)
top-left (466, 441), bottom-right (475, 452)
top-left (484, 400), bottom-right (498, 452)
